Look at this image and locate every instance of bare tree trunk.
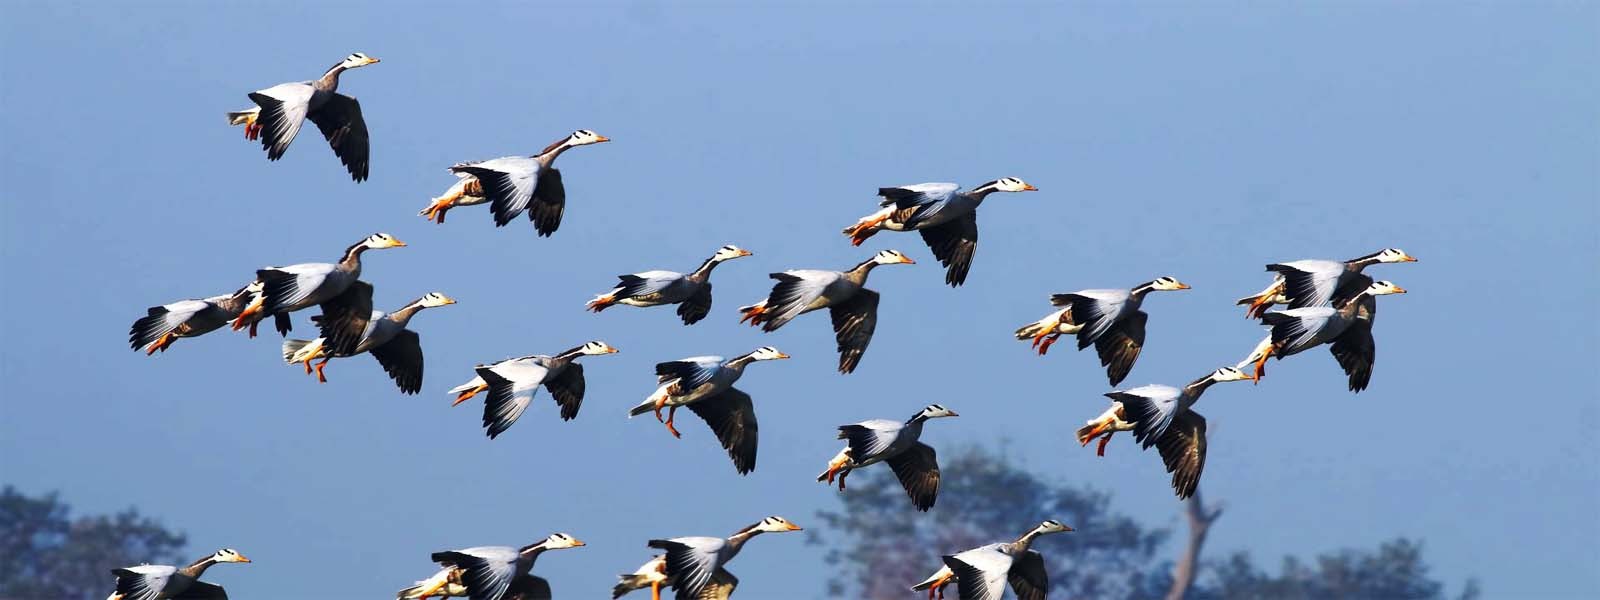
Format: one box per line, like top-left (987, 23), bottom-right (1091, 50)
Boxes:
top-left (1165, 488), bottom-right (1224, 600)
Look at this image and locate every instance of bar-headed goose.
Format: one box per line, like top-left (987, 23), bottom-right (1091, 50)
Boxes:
top-left (612, 554), bottom-right (738, 600)
top-left (129, 282), bottom-right (262, 355)
top-left (1243, 280), bottom-right (1407, 389)
top-left (107, 548), bottom-right (249, 600)
top-left (737, 250), bottom-right (914, 374)
top-left (231, 233), bottom-right (405, 353)
top-left (427, 130), bottom-right (610, 236)
top-left (448, 341), bottom-right (620, 439)
top-left (1081, 367), bottom-right (1251, 499)
top-left (842, 178), bottom-right (1037, 286)
top-left (407, 533), bottom-right (585, 600)
top-left (229, 52), bottom-right (379, 181)
top-left (1237, 248), bottom-right (1416, 318)
top-left (280, 292), bottom-right (456, 394)
top-left (647, 516), bottom-right (801, 600)
top-left (587, 245), bottom-right (753, 325)
top-left (816, 404), bottom-right (958, 511)
top-left (917, 520), bottom-right (1072, 600)
top-left (1014, 276), bottom-right (1191, 385)
top-left (627, 347), bottom-right (789, 474)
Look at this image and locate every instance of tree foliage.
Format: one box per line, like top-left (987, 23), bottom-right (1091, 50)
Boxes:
top-left (0, 486), bottom-right (187, 600)
top-left (812, 446), bottom-right (1478, 600)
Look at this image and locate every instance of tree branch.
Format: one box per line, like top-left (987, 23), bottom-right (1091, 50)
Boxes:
top-left (1165, 487), bottom-right (1223, 600)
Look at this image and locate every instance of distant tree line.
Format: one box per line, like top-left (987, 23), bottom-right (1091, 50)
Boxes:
top-left (0, 486), bottom-right (186, 600)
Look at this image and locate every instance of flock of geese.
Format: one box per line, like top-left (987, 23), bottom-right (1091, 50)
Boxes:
top-left (116, 53), bottom-right (1419, 600)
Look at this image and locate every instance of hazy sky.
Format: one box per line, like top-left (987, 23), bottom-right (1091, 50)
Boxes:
top-left (2, 1), bottom-right (1595, 598)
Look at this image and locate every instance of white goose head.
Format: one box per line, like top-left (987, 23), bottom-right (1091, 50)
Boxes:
top-left (872, 250), bottom-right (916, 266)
top-left (340, 52), bottom-right (380, 69)
top-left (917, 404), bottom-right (960, 419)
top-left (1209, 366), bottom-right (1252, 383)
top-left (747, 346), bottom-right (790, 361)
top-left (1148, 276), bottom-right (1191, 292)
top-left (415, 292), bottom-right (457, 308)
top-left (362, 232), bottom-right (407, 250)
top-left (1032, 520), bottom-right (1074, 535)
top-left (1366, 280), bottom-right (1407, 296)
top-left (711, 244), bottom-right (754, 262)
top-left (990, 177), bottom-right (1038, 193)
top-left (568, 129), bottom-right (610, 146)
top-left (210, 548), bottom-right (251, 563)
top-left (1375, 248), bottom-right (1418, 263)
top-left (751, 516), bottom-right (803, 533)
top-left (580, 341), bottom-right (620, 355)
top-left (539, 532), bottom-right (586, 550)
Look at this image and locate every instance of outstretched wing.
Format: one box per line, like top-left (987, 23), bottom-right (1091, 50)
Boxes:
top-left (687, 388), bottom-right (759, 475)
top-left (111, 565), bottom-right (177, 600)
top-left (432, 548), bottom-right (519, 600)
top-left (248, 82), bottom-right (314, 160)
top-left (307, 93), bottom-right (370, 181)
top-left (759, 271), bottom-right (836, 331)
top-left (544, 362), bottom-right (586, 420)
top-left (1107, 384), bottom-right (1181, 449)
top-left (1050, 289), bottom-right (1130, 349)
top-left (529, 167), bottom-right (565, 236)
top-left (1006, 550), bottom-right (1048, 600)
top-left (1329, 307), bottom-right (1377, 392)
top-left (654, 357), bottom-right (723, 388)
top-left (1267, 260), bottom-right (1345, 309)
top-left (507, 574), bottom-right (552, 600)
top-left (316, 280), bottom-right (374, 356)
top-left (837, 419), bottom-right (902, 459)
top-left (370, 329), bottom-right (423, 394)
top-left (918, 211), bottom-right (978, 286)
top-left (646, 538), bottom-right (725, 600)
top-left (677, 282), bottom-right (713, 325)
top-left (1094, 309), bottom-right (1147, 386)
top-left (1155, 410), bottom-right (1208, 500)
top-left (828, 288), bottom-right (879, 374)
top-left (173, 581), bottom-right (229, 600)
top-left (886, 442), bottom-right (941, 511)
top-left (451, 157), bottom-right (540, 226)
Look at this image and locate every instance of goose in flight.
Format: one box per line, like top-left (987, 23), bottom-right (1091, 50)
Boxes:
top-left (106, 548), bottom-right (249, 600)
top-left (586, 245), bottom-right (753, 325)
top-left (816, 404), bottom-right (958, 511)
top-left (914, 520), bottom-right (1072, 600)
top-left (421, 130), bottom-right (610, 235)
top-left (447, 341), bottom-right (620, 438)
top-left (647, 516), bottom-right (802, 600)
top-left (737, 250), bottom-right (914, 373)
top-left (628, 347), bottom-right (789, 474)
top-left (841, 178), bottom-right (1036, 286)
top-left (1080, 367), bottom-right (1252, 499)
top-left (281, 292), bottom-right (456, 393)
top-left (1236, 248), bottom-right (1415, 318)
top-left (404, 533), bottom-right (585, 600)
top-left (228, 52), bottom-right (380, 181)
top-left (1014, 276), bottom-right (1191, 385)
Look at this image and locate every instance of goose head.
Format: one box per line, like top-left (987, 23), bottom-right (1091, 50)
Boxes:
top-left (361, 232), bottom-right (407, 250)
top-left (210, 548), bottom-right (252, 563)
top-left (977, 177), bottom-right (1038, 194)
top-left (538, 532), bottom-right (586, 550)
top-left (568, 129), bottom-right (610, 146)
top-left (1148, 276), bottom-right (1191, 292)
top-left (1032, 520), bottom-right (1074, 535)
top-left (416, 292), bottom-right (457, 309)
top-left (340, 52), bottom-right (381, 69)
top-left (747, 346), bottom-right (790, 361)
top-left (752, 516), bottom-right (804, 533)
top-left (1208, 366), bottom-right (1252, 384)
top-left (917, 404), bottom-right (960, 419)
top-left (580, 341), bottom-right (620, 355)
top-left (1375, 248), bottom-right (1418, 263)
top-left (1366, 280), bottom-right (1407, 296)
top-left (872, 250), bottom-right (916, 266)
top-left (711, 245), bottom-right (754, 263)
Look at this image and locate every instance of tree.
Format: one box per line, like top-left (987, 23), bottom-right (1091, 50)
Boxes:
top-left (812, 446), bottom-right (1479, 600)
top-left (0, 486), bottom-right (187, 600)
top-left (810, 445), bottom-right (1167, 599)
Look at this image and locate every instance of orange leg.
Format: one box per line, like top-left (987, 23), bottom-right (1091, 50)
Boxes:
top-left (927, 572), bottom-right (953, 600)
top-left (453, 384), bottom-right (488, 406)
top-left (586, 295), bottom-right (616, 312)
top-left (837, 468), bottom-right (850, 491)
top-left (1096, 432), bottom-right (1114, 457)
top-left (844, 215), bottom-right (886, 246)
top-left (231, 304), bottom-right (262, 332)
top-left (664, 406), bottom-right (682, 438)
top-left (314, 357), bottom-right (331, 383)
top-left (145, 332), bottom-right (177, 355)
top-left (738, 303), bottom-right (767, 326)
top-left (1037, 333), bottom-right (1061, 355)
top-left (821, 455), bottom-right (849, 485)
top-left (650, 581), bottom-right (661, 600)
top-left (1253, 346), bottom-right (1274, 383)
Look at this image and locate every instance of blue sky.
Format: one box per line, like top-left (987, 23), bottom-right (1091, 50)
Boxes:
top-left (2, 1), bottom-right (1595, 598)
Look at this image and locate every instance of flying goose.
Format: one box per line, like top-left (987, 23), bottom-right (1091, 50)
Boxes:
top-left (228, 52), bottom-right (379, 181)
top-left (586, 245), bottom-right (753, 325)
top-left (627, 347), bottom-right (789, 474)
top-left (647, 516), bottom-right (802, 600)
top-left (841, 178), bottom-right (1037, 286)
top-left (280, 292), bottom-right (456, 393)
top-left (612, 554), bottom-right (738, 600)
top-left (423, 130), bottom-right (610, 235)
top-left (107, 548), bottom-right (249, 600)
top-left (406, 533), bottom-right (585, 600)
top-left (1242, 280), bottom-right (1407, 389)
top-left (1079, 366), bottom-right (1252, 499)
top-left (1014, 276), bottom-right (1191, 385)
top-left (816, 404), bottom-right (958, 511)
top-left (916, 520), bottom-right (1072, 600)
top-left (737, 249), bottom-right (915, 373)
top-left (448, 341), bottom-right (620, 439)
top-left (129, 282), bottom-right (262, 355)
top-left (1237, 248), bottom-right (1416, 318)
top-left (231, 233), bottom-right (405, 355)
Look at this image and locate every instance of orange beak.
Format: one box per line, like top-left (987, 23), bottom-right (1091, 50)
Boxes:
top-left (1176, 283), bottom-right (1192, 290)
top-left (901, 257), bottom-right (917, 264)
top-left (595, 135), bottom-right (611, 143)
top-left (1402, 255), bottom-right (1418, 262)
top-left (738, 249), bottom-right (753, 257)
top-left (1022, 184), bottom-right (1038, 191)
top-left (775, 352), bottom-right (791, 359)
top-left (785, 523), bottom-right (804, 531)
top-left (1391, 286), bottom-right (1408, 294)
